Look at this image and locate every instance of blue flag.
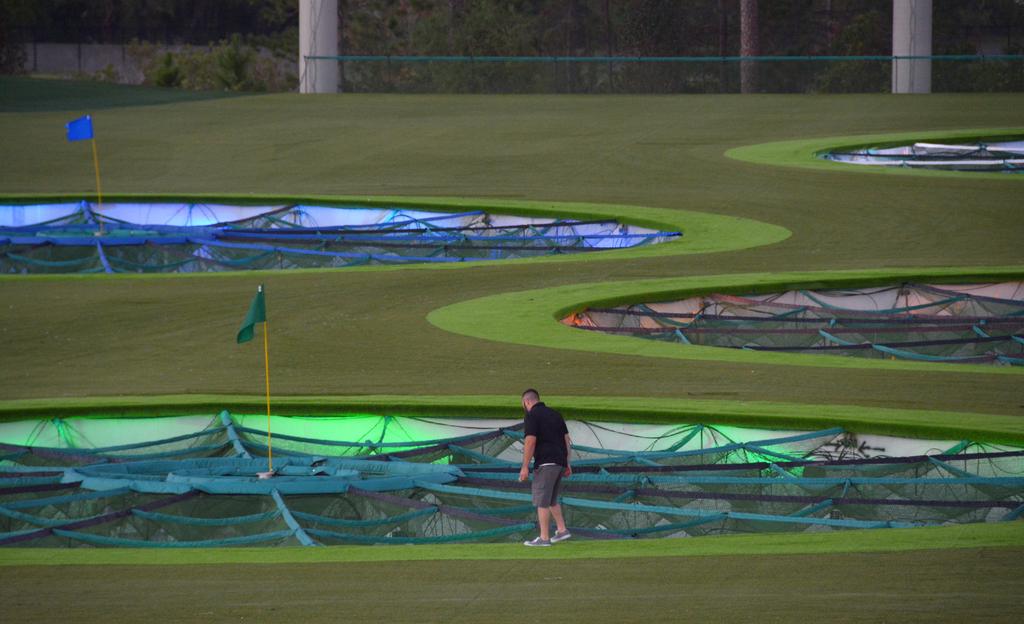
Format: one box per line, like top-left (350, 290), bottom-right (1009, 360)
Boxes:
top-left (65, 115), bottom-right (94, 142)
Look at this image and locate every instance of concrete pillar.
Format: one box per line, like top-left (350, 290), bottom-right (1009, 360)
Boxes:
top-left (892, 0), bottom-right (932, 94)
top-left (299, 0), bottom-right (339, 94)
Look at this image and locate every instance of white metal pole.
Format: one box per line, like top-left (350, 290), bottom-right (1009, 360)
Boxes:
top-left (892, 0), bottom-right (932, 94)
top-left (299, 0), bottom-right (339, 94)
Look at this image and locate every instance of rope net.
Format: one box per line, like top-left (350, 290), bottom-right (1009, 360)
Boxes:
top-left (1, 413), bottom-right (1021, 547)
top-left (0, 201), bottom-right (680, 274)
top-left (565, 282), bottom-right (1024, 366)
top-left (823, 139), bottom-right (1024, 172)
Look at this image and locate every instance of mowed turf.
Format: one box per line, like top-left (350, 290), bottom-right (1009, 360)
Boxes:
top-left (2, 548), bottom-right (1021, 623)
top-left (0, 79), bottom-right (1022, 413)
top-left (2, 79), bottom-right (1023, 621)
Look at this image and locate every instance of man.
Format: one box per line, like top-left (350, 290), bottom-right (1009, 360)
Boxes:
top-left (518, 389), bottom-right (572, 547)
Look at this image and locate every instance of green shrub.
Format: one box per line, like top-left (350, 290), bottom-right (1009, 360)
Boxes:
top-left (129, 36), bottom-right (295, 92)
top-left (216, 34), bottom-right (254, 91)
top-left (154, 53), bottom-right (181, 88)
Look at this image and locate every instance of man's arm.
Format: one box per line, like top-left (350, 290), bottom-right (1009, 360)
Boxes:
top-left (518, 435), bottom-right (536, 482)
top-left (564, 433), bottom-right (573, 477)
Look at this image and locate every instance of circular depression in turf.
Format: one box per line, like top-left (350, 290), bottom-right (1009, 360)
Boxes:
top-left (1, 412), bottom-right (1022, 547)
top-left (724, 129), bottom-right (1024, 179)
top-left (565, 281), bottom-right (1024, 366)
top-left (821, 138), bottom-right (1024, 173)
top-left (0, 200), bottom-right (680, 274)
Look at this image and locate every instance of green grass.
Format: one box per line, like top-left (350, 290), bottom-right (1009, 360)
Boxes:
top-left (0, 86), bottom-right (1020, 427)
top-left (3, 522), bottom-right (1021, 566)
top-left (2, 546), bottom-right (1022, 623)
top-left (1, 81), bottom-right (1023, 620)
top-left (0, 85), bottom-right (1021, 417)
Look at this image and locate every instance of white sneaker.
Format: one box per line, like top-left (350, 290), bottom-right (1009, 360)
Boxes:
top-left (523, 536), bottom-right (551, 547)
top-left (551, 530), bottom-right (572, 543)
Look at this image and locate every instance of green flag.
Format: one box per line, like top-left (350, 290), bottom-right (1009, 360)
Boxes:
top-left (236, 284), bottom-right (266, 344)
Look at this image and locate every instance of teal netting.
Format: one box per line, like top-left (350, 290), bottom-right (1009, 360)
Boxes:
top-left (566, 282), bottom-right (1024, 366)
top-left (0, 201), bottom-right (680, 274)
top-left (1, 412), bottom-right (1021, 547)
top-left (823, 139), bottom-right (1024, 172)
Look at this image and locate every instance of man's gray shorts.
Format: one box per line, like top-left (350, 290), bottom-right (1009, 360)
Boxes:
top-left (531, 464), bottom-right (564, 508)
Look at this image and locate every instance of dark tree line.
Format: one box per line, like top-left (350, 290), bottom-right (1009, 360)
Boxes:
top-left (3, 0), bottom-right (1022, 91)
top-left (6, 0), bottom-right (1023, 55)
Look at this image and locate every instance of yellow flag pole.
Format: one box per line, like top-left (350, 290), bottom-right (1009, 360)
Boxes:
top-left (90, 138), bottom-right (104, 234)
top-left (262, 320), bottom-right (273, 472)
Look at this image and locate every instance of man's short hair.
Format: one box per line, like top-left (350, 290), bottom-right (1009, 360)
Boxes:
top-left (522, 389), bottom-right (540, 402)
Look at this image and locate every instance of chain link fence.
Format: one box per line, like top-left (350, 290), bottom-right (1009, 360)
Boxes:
top-left (319, 54), bottom-right (1024, 94)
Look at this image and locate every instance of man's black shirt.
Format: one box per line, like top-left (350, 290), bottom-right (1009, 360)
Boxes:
top-left (523, 402), bottom-right (569, 467)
